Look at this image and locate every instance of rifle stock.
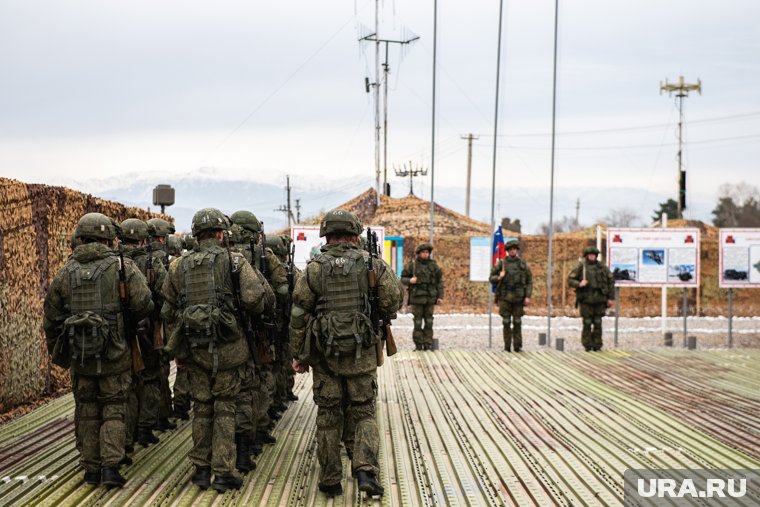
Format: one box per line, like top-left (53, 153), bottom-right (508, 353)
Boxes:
top-left (366, 228), bottom-right (385, 366)
top-left (226, 232), bottom-right (259, 366)
top-left (116, 235), bottom-right (145, 374)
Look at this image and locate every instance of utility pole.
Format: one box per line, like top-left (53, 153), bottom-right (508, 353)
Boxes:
top-left (575, 198), bottom-right (580, 227)
top-left (295, 198), bottom-right (301, 224)
top-left (429, 0), bottom-right (438, 245)
top-left (660, 76), bottom-right (701, 219)
top-left (360, 33), bottom-right (419, 198)
top-left (274, 175), bottom-right (295, 228)
top-left (394, 161), bottom-right (428, 196)
top-left (461, 133), bottom-right (479, 216)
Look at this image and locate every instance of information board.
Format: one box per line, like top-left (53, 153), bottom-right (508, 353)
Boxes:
top-left (606, 228), bottom-right (700, 287)
top-left (719, 228), bottom-right (760, 288)
top-left (290, 225), bottom-right (385, 270)
top-left (469, 237), bottom-right (491, 281)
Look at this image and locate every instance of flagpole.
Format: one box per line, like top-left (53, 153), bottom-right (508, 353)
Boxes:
top-left (488, 0), bottom-right (505, 350)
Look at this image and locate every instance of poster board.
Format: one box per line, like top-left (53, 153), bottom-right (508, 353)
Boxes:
top-left (290, 225), bottom-right (385, 270)
top-left (719, 228), bottom-right (760, 288)
top-left (606, 228), bottom-right (700, 287)
top-left (470, 237), bottom-right (491, 281)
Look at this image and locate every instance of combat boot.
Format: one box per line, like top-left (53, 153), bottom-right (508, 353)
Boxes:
top-left (101, 467), bottom-right (126, 488)
top-left (83, 470), bottom-right (100, 485)
top-left (286, 391), bottom-right (298, 402)
top-left (212, 475), bottom-right (243, 493)
top-left (268, 407), bottom-right (283, 421)
top-left (356, 471), bottom-right (384, 496)
top-left (256, 430), bottom-right (276, 445)
top-left (250, 439), bottom-right (263, 456)
top-left (318, 482), bottom-right (343, 498)
top-left (156, 417), bottom-right (177, 431)
top-left (136, 427), bottom-right (159, 446)
top-left (191, 467), bottom-right (211, 489)
top-left (235, 434), bottom-right (255, 473)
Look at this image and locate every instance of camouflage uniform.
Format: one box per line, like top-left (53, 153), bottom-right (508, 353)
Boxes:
top-left (43, 213), bottom-right (153, 486)
top-left (568, 247), bottom-right (614, 351)
top-left (290, 210), bottom-right (403, 497)
top-left (400, 244), bottom-right (444, 350)
top-left (489, 241), bottom-right (532, 352)
top-left (161, 208), bottom-right (274, 491)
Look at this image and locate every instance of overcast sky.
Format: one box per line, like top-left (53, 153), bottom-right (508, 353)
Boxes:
top-left (1, 0), bottom-right (759, 224)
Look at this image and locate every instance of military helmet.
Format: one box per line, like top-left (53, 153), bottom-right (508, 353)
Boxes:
top-left (120, 218), bottom-right (149, 242)
top-left (230, 210), bottom-right (262, 234)
top-left (228, 223), bottom-right (244, 245)
top-left (147, 218), bottom-right (175, 237)
top-left (167, 235), bottom-right (182, 256)
top-left (266, 235), bottom-right (286, 257)
top-left (505, 239), bottom-right (520, 251)
top-left (583, 246), bottom-right (600, 256)
top-left (319, 209), bottom-right (362, 237)
top-left (191, 208), bottom-right (229, 236)
top-left (70, 231), bottom-right (82, 249)
top-left (415, 242), bottom-right (433, 254)
top-left (183, 234), bottom-right (198, 251)
top-left (75, 213), bottom-right (117, 241)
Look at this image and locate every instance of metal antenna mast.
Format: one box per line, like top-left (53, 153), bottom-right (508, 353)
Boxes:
top-left (461, 133), bottom-right (479, 216)
top-left (360, 33), bottom-right (420, 197)
top-left (394, 161), bottom-right (428, 196)
top-left (274, 175), bottom-right (295, 228)
top-left (660, 76), bottom-right (701, 219)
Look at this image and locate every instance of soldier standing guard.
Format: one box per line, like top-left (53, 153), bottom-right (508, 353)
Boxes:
top-left (290, 210), bottom-right (403, 498)
top-left (162, 208), bottom-right (274, 492)
top-left (44, 213), bottom-right (153, 487)
top-left (401, 243), bottom-right (444, 351)
top-left (489, 240), bottom-right (532, 352)
top-left (568, 246), bottom-right (614, 351)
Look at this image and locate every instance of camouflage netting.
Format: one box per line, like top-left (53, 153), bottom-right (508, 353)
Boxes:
top-left (310, 188), bottom-right (758, 317)
top-left (0, 177), bottom-right (171, 413)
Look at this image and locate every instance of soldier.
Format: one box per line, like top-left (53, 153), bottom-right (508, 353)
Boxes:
top-left (119, 218), bottom-right (168, 446)
top-left (401, 243), bottom-right (444, 351)
top-left (568, 246), bottom-right (614, 352)
top-left (44, 213), bottom-right (153, 487)
top-left (229, 211), bottom-right (289, 448)
top-left (290, 209), bottom-right (403, 498)
top-left (171, 234), bottom-right (195, 420)
top-left (167, 234), bottom-right (182, 259)
top-left (489, 240), bottom-right (532, 352)
top-left (146, 218), bottom-right (177, 431)
top-left (162, 208), bottom-right (274, 492)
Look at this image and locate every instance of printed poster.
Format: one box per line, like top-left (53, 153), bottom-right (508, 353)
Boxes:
top-left (719, 229), bottom-right (760, 288)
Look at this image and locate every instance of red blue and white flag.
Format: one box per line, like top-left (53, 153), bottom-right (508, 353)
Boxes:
top-left (492, 225), bottom-right (506, 265)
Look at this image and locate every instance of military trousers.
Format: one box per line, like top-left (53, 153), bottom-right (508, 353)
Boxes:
top-left (72, 369), bottom-right (131, 472)
top-left (173, 364), bottom-right (191, 414)
top-left (187, 363), bottom-right (244, 476)
top-left (235, 362), bottom-right (257, 438)
top-left (137, 351), bottom-right (162, 430)
top-left (579, 302), bottom-right (607, 351)
top-left (158, 353), bottom-right (173, 419)
top-left (254, 365), bottom-right (275, 429)
top-left (411, 303), bottom-right (435, 349)
top-left (312, 366), bottom-right (379, 487)
top-left (498, 300), bottom-right (525, 351)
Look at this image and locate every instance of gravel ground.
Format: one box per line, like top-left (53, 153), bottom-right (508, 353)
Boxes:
top-left (389, 312), bottom-right (760, 352)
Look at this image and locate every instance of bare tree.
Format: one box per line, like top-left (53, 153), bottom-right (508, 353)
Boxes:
top-left (598, 207), bottom-right (642, 227)
top-left (537, 215), bottom-right (583, 235)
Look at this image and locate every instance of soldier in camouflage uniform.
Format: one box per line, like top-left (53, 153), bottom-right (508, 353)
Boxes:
top-left (290, 209), bottom-right (403, 498)
top-left (44, 213), bottom-right (153, 487)
top-left (119, 219), bottom-right (169, 448)
top-left (401, 243), bottom-right (444, 351)
top-left (146, 218), bottom-right (177, 432)
top-left (162, 208), bottom-right (274, 492)
top-left (489, 240), bottom-right (532, 352)
top-left (229, 211), bottom-right (289, 449)
top-left (568, 246), bottom-right (614, 351)
top-left (171, 234), bottom-right (197, 420)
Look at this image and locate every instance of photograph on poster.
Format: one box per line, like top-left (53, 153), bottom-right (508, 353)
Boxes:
top-left (751, 245), bottom-right (760, 284)
top-left (642, 249), bottom-right (665, 265)
top-left (667, 248), bottom-right (696, 282)
top-left (723, 247), bottom-right (749, 281)
top-left (612, 264), bottom-right (637, 281)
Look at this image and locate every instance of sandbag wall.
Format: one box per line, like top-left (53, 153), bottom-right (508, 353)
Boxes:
top-left (0, 178), bottom-right (168, 412)
top-left (402, 235), bottom-right (757, 317)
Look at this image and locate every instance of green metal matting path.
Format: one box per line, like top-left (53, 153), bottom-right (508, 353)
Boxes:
top-left (1, 349), bottom-right (759, 506)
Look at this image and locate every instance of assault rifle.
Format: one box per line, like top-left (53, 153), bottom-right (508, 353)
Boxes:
top-left (146, 235), bottom-right (164, 350)
top-left (257, 223), bottom-right (280, 363)
top-left (366, 228), bottom-right (397, 366)
top-left (286, 242), bottom-right (296, 320)
top-left (116, 227), bottom-right (145, 374)
top-left (225, 231), bottom-right (259, 366)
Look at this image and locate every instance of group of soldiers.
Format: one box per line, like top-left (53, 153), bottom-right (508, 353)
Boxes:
top-left (43, 207), bottom-right (402, 498)
top-left (487, 240), bottom-right (614, 352)
top-left (43, 209), bottom-right (302, 492)
top-left (42, 205), bottom-right (614, 498)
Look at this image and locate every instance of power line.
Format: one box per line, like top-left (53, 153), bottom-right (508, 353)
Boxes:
top-left (484, 133), bottom-right (759, 151)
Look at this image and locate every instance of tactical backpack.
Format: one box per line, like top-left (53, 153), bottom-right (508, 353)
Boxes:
top-left (61, 256), bottom-right (124, 373)
top-left (312, 249), bottom-right (377, 361)
top-left (177, 248), bottom-right (238, 370)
